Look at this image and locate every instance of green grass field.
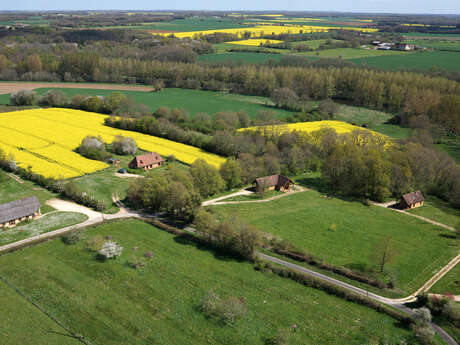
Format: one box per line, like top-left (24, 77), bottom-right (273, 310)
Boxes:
top-left (210, 181), bottom-right (458, 296)
top-left (430, 263), bottom-right (460, 296)
top-left (290, 39), bottom-right (342, 49)
top-left (0, 219), bottom-right (422, 345)
top-left (0, 211), bottom-right (88, 246)
top-left (350, 51), bottom-right (460, 71)
top-left (296, 47), bottom-right (407, 59)
top-left (407, 196), bottom-right (460, 229)
top-left (403, 32), bottom-right (460, 39)
top-left (0, 88), bottom-right (293, 119)
top-left (223, 189), bottom-right (283, 202)
top-left (0, 171), bottom-right (55, 213)
top-left (0, 279), bottom-right (80, 345)
top-left (198, 52), bottom-right (285, 64)
top-left (406, 40), bottom-right (460, 52)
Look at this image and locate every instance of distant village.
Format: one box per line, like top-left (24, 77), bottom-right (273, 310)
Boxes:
top-left (368, 40), bottom-right (424, 51)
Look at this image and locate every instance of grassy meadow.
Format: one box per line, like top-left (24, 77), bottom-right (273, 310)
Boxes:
top-left (350, 51), bottom-right (460, 71)
top-left (296, 47), bottom-right (407, 59)
top-left (0, 88), bottom-right (292, 119)
top-left (407, 195), bottom-right (460, 229)
top-left (0, 219), bottom-right (422, 345)
top-left (198, 52), bottom-right (284, 64)
top-left (210, 177), bottom-right (459, 296)
top-left (430, 263), bottom-right (460, 296)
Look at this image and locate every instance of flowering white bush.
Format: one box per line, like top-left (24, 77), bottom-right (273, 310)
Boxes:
top-left (98, 241), bottom-right (123, 260)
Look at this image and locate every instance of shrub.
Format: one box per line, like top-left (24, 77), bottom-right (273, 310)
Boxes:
top-left (77, 135), bottom-right (109, 161)
top-left (443, 300), bottom-right (460, 324)
top-left (127, 254), bottom-right (146, 269)
top-left (413, 307), bottom-right (432, 325)
top-left (265, 329), bottom-right (290, 345)
top-left (328, 223), bottom-right (337, 232)
top-left (143, 251), bottom-right (154, 259)
top-left (98, 241), bottom-right (123, 260)
top-left (10, 89), bottom-right (37, 105)
top-left (412, 324), bottom-right (435, 345)
top-left (200, 290), bottom-right (247, 325)
top-left (111, 135), bottom-right (137, 155)
top-left (87, 235), bottom-right (105, 251)
top-left (61, 231), bottom-right (82, 245)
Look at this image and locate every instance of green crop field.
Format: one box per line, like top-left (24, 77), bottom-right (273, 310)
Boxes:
top-left (210, 180), bottom-right (458, 296)
top-left (290, 39), bottom-right (342, 49)
top-left (0, 219), bottom-right (422, 345)
top-left (407, 196), bottom-right (460, 229)
top-left (296, 47), bottom-right (407, 59)
top-left (351, 51), bottom-right (460, 71)
top-left (403, 32), bottom-right (460, 39)
top-left (0, 88), bottom-right (293, 119)
top-left (198, 52), bottom-right (285, 64)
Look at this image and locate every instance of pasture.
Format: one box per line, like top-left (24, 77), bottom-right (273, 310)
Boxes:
top-left (430, 264), bottom-right (460, 296)
top-left (350, 51), bottom-right (460, 71)
top-left (296, 47), bottom-right (407, 59)
top-left (0, 108), bottom-right (225, 178)
top-left (198, 52), bottom-right (284, 64)
top-left (210, 183), bottom-right (458, 296)
top-left (0, 87), bottom-right (293, 119)
top-left (0, 219), bottom-right (421, 345)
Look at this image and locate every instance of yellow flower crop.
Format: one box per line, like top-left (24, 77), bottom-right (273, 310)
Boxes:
top-left (0, 108), bottom-right (225, 179)
top-left (227, 39), bottom-right (283, 46)
top-left (240, 120), bottom-right (389, 144)
top-left (160, 25), bottom-right (378, 39)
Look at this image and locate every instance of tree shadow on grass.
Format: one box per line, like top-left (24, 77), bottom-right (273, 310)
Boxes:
top-left (295, 176), bottom-right (359, 203)
top-left (173, 235), bottom-right (246, 263)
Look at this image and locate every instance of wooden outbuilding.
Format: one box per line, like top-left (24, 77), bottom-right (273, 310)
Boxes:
top-left (108, 157), bottom-right (120, 166)
top-left (0, 196), bottom-right (41, 229)
top-left (128, 152), bottom-right (164, 170)
top-left (252, 174), bottom-right (294, 193)
top-left (400, 191), bottom-right (425, 209)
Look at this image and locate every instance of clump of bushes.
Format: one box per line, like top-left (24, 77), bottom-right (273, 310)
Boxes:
top-left (111, 135), bottom-right (137, 155)
top-left (61, 230), bottom-right (82, 245)
top-left (200, 290), bottom-right (247, 325)
top-left (127, 250), bottom-right (154, 269)
top-left (77, 135), bottom-right (109, 161)
top-left (10, 90), bottom-right (37, 106)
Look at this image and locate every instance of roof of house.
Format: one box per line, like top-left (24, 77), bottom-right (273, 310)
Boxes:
top-left (0, 196), bottom-right (40, 224)
top-left (253, 174), bottom-right (294, 188)
top-left (130, 152), bottom-right (164, 168)
top-left (401, 191), bottom-right (425, 205)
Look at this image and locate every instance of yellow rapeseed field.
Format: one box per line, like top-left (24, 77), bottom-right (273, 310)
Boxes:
top-left (161, 25), bottom-right (378, 39)
top-left (227, 39), bottom-right (283, 46)
top-left (240, 120), bottom-right (389, 143)
top-left (0, 108), bottom-right (225, 179)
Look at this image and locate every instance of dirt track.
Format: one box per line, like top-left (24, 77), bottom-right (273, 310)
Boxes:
top-left (0, 82), bottom-right (154, 95)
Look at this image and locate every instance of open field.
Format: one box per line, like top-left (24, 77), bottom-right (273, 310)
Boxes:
top-left (290, 39), bottom-right (342, 49)
top-left (0, 87), bottom-right (293, 119)
top-left (0, 219), bottom-right (421, 345)
top-left (210, 182), bottom-right (458, 296)
top-left (430, 264), bottom-right (460, 296)
top-left (0, 211), bottom-right (88, 246)
top-left (350, 51), bottom-right (460, 71)
top-left (403, 33), bottom-right (460, 39)
top-left (406, 40), bottom-right (460, 52)
top-left (0, 108), bottom-right (225, 178)
top-left (0, 171), bottom-right (55, 213)
top-left (227, 39), bottom-right (283, 46)
top-left (0, 279), bottom-right (80, 345)
top-left (198, 52), bottom-right (285, 64)
top-left (296, 47), bottom-right (408, 59)
top-left (0, 82), bottom-right (153, 95)
top-left (407, 196), bottom-right (460, 229)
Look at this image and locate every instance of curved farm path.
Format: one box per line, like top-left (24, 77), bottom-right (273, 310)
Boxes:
top-left (0, 82), bottom-right (153, 95)
top-left (203, 186), bottom-right (307, 206)
top-left (0, 197), bottom-right (458, 344)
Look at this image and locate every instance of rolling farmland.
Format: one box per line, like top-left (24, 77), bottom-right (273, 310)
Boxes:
top-left (0, 108), bottom-right (225, 178)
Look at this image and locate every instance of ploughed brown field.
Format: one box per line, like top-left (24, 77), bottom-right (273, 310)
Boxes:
top-left (0, 82), bottom-right (153, 95)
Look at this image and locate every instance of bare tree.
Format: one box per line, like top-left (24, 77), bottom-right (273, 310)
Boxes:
top-left (372, 236), bottom-right (398, 273)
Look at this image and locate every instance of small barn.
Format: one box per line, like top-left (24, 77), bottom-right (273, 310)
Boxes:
top-left (252, 174), bottom-right (294, 193)
top-left (400, 191), bottom-right (425, 209)
top-left (0, 196), bottom-right (41, 229)
top-left (128, 152), bottom-right (164, 171)
top-left (108, 157), bottom-right (120, 166)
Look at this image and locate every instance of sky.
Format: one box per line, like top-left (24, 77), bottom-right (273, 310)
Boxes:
top-left (4, 0), bottom-right (460, 14)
